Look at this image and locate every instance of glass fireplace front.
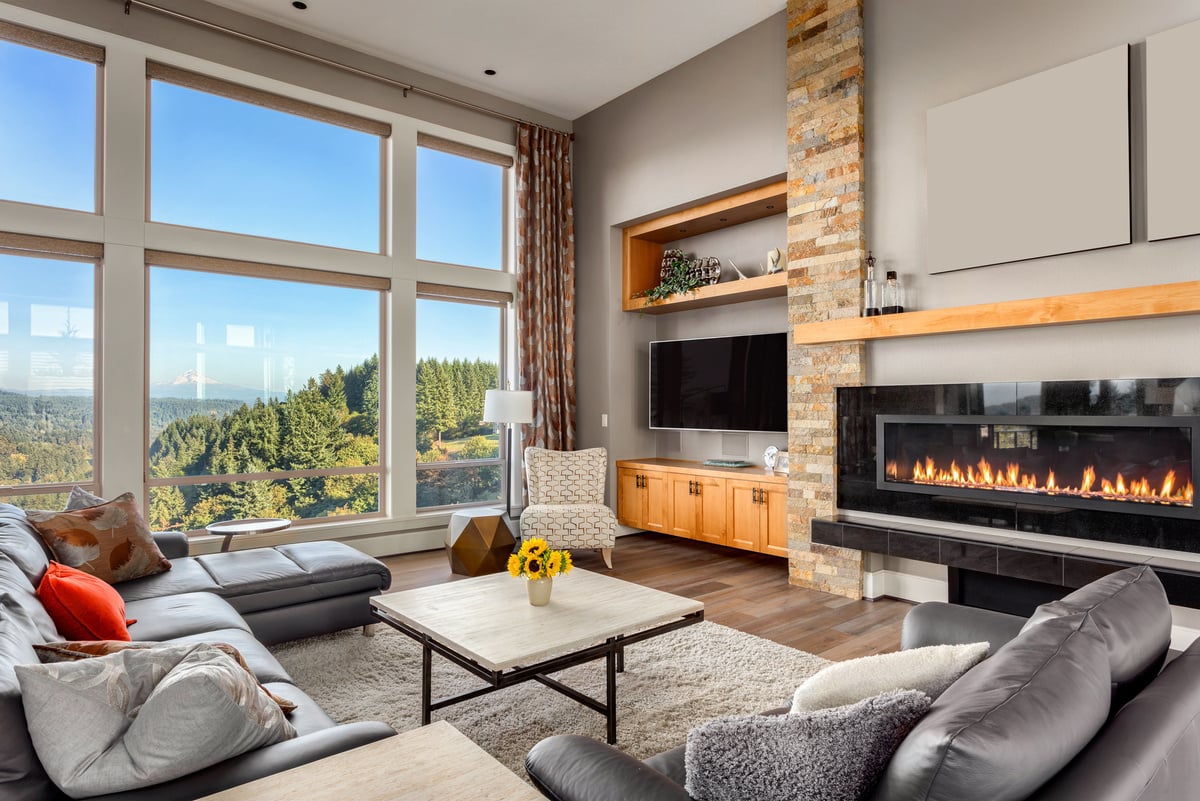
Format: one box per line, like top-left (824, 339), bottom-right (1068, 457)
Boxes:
top-left (878, 415), bottom-right (1198, 519)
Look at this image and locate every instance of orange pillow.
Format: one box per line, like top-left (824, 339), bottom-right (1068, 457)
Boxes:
top-left (37, 562), bottom-right (136, 641)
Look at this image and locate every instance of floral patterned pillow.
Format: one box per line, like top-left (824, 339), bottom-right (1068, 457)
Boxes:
top-left (27, 492), bottom-right (171, 584)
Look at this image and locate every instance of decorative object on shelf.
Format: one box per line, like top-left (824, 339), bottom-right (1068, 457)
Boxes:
top-left (882, 270), bottom-right (905, 314)
top-left (642, 250), bottom-right (709, 302)
top-left (775, 452), bottom-right (791, 475)
top-left (863, 251), bottom-right (881, 317)
top-left (763, 445), bottom-right (780, 470)
top-left (727, 259), bottom-right (755, 281)
top-left (766, 248), bottom-right (783, 274)
top-left (507, 536), bottom-right (572, 606)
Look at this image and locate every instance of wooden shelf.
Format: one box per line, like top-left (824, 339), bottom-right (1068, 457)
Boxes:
top-left (622, 180), bottom-right (787, 313)
top-left (793, 280), bottom-right (1200, 344)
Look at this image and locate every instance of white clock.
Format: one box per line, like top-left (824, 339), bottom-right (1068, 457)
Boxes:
top-left (763, 445), bottom-right (780, 470)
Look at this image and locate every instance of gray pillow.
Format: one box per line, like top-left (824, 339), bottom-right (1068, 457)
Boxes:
top-left (16, 642), bottom-right (296, 797)
top-left (792, 642), bottom-right (989, 712)
top-left (64, 486), bottom-right (106, 511)
top-left (685, 689), bottom-right (932, 801)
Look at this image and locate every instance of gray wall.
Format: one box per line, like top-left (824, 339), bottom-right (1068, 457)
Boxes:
top-left (866, 0), bottom-right (1200, 385)
top-left (572, 12), bottom-right (789, 482)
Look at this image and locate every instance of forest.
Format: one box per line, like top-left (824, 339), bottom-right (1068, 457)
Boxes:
top-left (1, 355), bottom-right (501, 528)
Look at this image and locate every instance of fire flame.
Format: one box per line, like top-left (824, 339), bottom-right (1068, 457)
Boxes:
top-left (884, 457), bottom-right (1194, 507)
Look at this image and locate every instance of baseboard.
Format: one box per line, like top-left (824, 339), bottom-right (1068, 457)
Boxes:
top-left (345, 529), bottom-right (445, 558)
top-left (863, 569), bottom-right (948, 604)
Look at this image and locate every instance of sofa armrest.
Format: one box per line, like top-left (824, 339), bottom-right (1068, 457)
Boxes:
top-left (525, 735), bottom-right (695, 801)
top-left (92, 721), bottom-right (395, 801)
top-left (902, 601), bottom-right (1026, 652)
top-left (152, 530), bottom-right (191, 560)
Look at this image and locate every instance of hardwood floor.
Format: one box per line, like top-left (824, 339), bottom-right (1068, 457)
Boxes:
top-left (380, 532), bottom-right (910, 661)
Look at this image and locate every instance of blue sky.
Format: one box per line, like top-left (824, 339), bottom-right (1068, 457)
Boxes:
top-left (1, 40), bottom-right (505, 398)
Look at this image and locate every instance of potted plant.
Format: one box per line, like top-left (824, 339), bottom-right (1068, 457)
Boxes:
top-left (640, 252), bottom-right (708, 303)
top-left (507, 537), bottom-right (573, 606)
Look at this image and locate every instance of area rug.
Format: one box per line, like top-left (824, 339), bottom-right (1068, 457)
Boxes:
top-left (271, 621), bottom-right (829, 775)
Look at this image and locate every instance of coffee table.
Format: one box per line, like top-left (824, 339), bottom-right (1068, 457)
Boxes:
top-left (370, 569), bottom-right (704, 744)
top-left (195, 721), bottom-right (540, 801)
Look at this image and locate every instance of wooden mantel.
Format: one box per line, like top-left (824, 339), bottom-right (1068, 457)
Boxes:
top-left (793, 280), bottom-right (1200, 344)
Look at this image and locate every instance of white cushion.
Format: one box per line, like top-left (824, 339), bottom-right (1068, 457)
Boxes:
top-left (791, 642), bottom-right (988, 712)
top-left (16, 642), bottom-right (296, 797)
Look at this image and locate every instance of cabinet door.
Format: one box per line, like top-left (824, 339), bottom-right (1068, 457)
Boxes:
top-left (726, 480), bottom-right (762, 552)
top-left (616, 467), bottom-right (643, 528)
top-left (641, 469), bottom-right (669, 533)
top-left (666, 475), bottom-right (696, 539)
top-left (760, 483), bottom-right (789, 557)
top-left (691, 475), bottom-right (728, 545)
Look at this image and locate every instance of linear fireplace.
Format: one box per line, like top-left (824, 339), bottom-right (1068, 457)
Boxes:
top-left (878, 415), bottom-right (1197, 519)
top-left (835, 378), bottom-right (1200, 554)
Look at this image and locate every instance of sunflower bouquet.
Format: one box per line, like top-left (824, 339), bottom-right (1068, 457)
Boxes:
top-left (508, 537), bottom-right (573, 580)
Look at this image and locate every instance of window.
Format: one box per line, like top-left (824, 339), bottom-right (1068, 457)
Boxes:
top-left (416, 136), bottom-right (509, 270)
top-left (148, 64), bottom-right (386, 252)
top-left (415, 294), bottom-right (504, 508)
top-left (0, 239), bottom-right (100, 509)
top-left (146, 256), bottom-right (386, 530)
top-left (0, 23), bottom-right (101, 212)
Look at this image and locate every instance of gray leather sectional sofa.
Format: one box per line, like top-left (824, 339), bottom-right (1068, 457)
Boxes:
top-left (526, 565), bottom-right (1200, 801)
top-left (0, 502), bottom-right (397, 801)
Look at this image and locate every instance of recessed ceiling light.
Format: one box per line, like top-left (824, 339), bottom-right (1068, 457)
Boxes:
top-left (483, 68), bottom-right (497, 76)
top-left (292, 1), bottom-right (307, 9)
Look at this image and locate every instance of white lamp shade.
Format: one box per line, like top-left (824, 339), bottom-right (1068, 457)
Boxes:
top-left (483, 389), bottom-right (533, 424)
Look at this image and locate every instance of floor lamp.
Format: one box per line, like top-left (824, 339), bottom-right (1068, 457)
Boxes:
top-left (483, 388), bottom-right (534, 526)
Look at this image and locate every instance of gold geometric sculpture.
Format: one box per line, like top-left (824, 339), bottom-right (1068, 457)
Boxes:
top-left (445, 509), bottom-right (516, 576)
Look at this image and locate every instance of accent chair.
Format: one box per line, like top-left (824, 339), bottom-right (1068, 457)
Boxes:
top-left (520, 446), bottom-right (617, 568)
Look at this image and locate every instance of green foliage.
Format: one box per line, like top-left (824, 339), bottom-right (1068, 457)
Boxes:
top-left (639, 254), bottom-right (707, 303)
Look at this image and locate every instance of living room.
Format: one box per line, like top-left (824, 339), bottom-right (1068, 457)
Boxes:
top-left (3, 0), bottom-right (1200, 800)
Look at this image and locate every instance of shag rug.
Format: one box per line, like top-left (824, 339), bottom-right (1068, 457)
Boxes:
top-left (271, 621), bottom-right (828, 776)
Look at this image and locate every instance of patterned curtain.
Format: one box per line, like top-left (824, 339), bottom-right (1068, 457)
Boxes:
top-left (516, 123), bottom-right (576, 451)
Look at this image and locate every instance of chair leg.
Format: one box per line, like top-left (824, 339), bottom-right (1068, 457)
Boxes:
top-left (601, 547), bottom-right (613, 569)
top-left (362, 624), bottom-right (378, 637)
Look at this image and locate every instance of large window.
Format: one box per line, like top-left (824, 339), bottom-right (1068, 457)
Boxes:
top-left (149, 64), bottom-right (386, 252)
top-left (146, 257), bottom-right (386, 530)
top-left (0, 24), bottom-right (101, 212)
top-left (415, 295), bottom-right (503, 509)
top-left (416, 137), bottom-right (507, 270)
top-left (0, 242), bottom-right (99, 509)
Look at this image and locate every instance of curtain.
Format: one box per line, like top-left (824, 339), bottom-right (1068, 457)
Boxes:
top-left (516, 123), bottom-right (576, 451)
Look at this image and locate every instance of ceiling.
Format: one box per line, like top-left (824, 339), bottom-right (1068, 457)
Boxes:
top-left (202, 0), bottom-right (785, 121)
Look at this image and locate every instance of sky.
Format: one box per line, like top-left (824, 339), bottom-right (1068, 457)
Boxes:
top-left (0, 39), bottom-right (505, 399)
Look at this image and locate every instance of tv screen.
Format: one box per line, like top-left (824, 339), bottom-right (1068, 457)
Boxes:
top-left (650, 333), bottom-right (787, 433)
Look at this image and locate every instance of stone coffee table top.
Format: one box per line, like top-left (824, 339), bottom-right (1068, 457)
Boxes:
top-left (371, 568), bottom-right (704, 671)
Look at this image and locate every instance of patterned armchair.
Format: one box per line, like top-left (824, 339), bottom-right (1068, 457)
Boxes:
top-left (520, 447), bottom-right (617, 568)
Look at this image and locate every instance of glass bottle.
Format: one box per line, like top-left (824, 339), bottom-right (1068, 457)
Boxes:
top-left (882, 270), bottom-right (905, 314)
top-left (863, 251), bottom-right (881, 317)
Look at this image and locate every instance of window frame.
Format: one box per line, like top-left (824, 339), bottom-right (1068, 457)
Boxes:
top-left (145, 62), bottom-right (391, 254)
top-left (0, 231), bottom-right (103, 502)
top-left (414, 286), bottom-right (511, 512)
top-left (143, 252), bottom-right (390, 532)
top-left (0, 20), bottom-right (105, 215)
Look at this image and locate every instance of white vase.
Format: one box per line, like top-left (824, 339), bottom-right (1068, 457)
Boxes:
top-left (526, 576), bottom-right (553, 606)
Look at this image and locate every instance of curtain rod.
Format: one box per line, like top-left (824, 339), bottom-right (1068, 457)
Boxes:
top-left (121, 0), bottom-right (572, 137)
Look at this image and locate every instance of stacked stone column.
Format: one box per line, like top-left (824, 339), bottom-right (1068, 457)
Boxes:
top-left (785, 0), bottom-right (866, 599)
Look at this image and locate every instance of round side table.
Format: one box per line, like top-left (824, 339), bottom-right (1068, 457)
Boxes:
top-left (205, 517), bottom-right (292, 552)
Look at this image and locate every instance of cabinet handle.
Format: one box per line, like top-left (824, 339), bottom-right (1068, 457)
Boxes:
top-left (688, 480), bottom-right (695, 495)
top-left (752, 487), bottom-right (759, 504)
top-left (694, 481), bottom-right (700, 496)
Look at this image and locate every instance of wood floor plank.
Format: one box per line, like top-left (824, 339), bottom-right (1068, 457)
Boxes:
top-left (379, 532), bottom-right (910, 661)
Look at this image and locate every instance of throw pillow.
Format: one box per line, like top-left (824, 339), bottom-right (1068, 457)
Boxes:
top-left (64, 486), bottom-right (106, 511)
top-left (27, 492), bottom-right (171, 584)
top-left (15, 642), bottom-right (297, 798)
top-left (33, 640), bottom-right (298, 714)
top-left (36, 562), bottom-right (135, 641)
top-left (685, 689), bottom-right (932, 801)
top-left (791, 642), bottom-right (989, 712)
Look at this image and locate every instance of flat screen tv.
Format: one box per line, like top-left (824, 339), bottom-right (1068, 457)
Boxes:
top-left (650, 332), bottom-right (787, 433)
